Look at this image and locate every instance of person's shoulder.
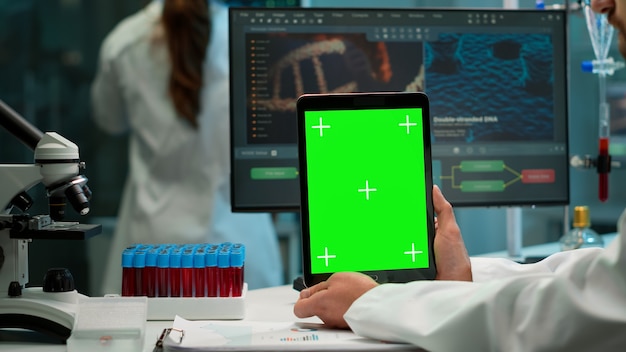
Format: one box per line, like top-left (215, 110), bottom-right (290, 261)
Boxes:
top-left (99, 1), bottom-right (162, 59)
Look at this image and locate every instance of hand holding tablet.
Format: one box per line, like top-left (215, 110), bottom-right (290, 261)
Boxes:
top-left (297, 92), bottom-right (437, 287)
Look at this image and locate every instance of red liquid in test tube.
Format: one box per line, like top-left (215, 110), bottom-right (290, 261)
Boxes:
top-left (181, 249), bottom-right (194, 297)
top-left (144, 247), bottom-right (158, 297)
top-left (218, 249), bottom-right (231, 297)
top-left (232, 243), bottom-right (245, 292)
top-left (230, 250), bottom-right (244, 297)
top-left (205, 249), bottom-right (218, 297)
top-left (599, 137), bottom-right (609, 202)
top-left (121, 249), bottom-right (135, 297)
top-left (169, 249), bottom-right (182, 297)
top-left (133, 250), bottom-right (146, 296)
top-left (193, 248), bottom-right (206, 297)
top-left (156, 248), bottom-right (170, 297)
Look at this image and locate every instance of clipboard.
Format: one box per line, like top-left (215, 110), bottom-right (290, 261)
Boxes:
top-left (153, 316), bottom-right (422, 351)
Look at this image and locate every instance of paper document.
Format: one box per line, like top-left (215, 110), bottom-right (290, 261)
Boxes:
top-left (160, 316), bottom-right (422, 351)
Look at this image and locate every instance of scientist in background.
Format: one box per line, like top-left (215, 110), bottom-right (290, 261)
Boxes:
top-left (91, 0), bottom-right (283, 293)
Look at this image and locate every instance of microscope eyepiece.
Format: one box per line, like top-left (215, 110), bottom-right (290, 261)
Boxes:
top-left (9, 191), bottom-right (34, 213)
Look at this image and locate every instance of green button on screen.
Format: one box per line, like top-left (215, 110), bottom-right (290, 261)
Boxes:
top-left (251, 167), bottom-right (298, 180)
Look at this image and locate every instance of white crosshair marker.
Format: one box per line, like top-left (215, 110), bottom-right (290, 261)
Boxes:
top-left (358, 180), bottom-right (377, 200)
top-left (398, 114), bottom-right (417, 134)
top-left (317, 247), bottom-right (336, 267)
top-left (404, 243), bottom-right (423, 262)
top-left (311, 117), bottom-right (331, 137)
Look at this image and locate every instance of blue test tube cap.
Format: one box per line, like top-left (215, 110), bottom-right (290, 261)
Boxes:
top-left (146, 248), bottom-right (159, 267)
top-left (170, 248), bottom-right (182, 268)
top-left (161, 244), bottom-right (176, 251)
top-left (193, 248), bottom-right (206, 268)
top-left (122, 249), bottom-right (135, 268)
top-left (218, 249), bottom-right (230, 268)
top-left (230, 250), bottom-right (244, 268)
top-left (182, 243), bottom-right (198, 250)
top-left (232, 243), bottom-right (245, 252)
top-left (125, 244), bottom-right (140, 252)
top-left (136, 244), bottom-right (152, 252)
top-left (133, 250), bottom-right (147, 268)
top-left (182, 249), bottom-right (194, 268)
top-left (205, 249), bottom-right (218, 267)
top-left (157, 248), bottom-right (170, 268)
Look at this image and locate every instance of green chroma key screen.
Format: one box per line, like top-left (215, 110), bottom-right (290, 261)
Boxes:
top-left (303, 107), bottom-right (431, 274)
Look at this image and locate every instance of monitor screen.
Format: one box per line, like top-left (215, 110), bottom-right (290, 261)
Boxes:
top-left (229, 7), bottom-right (569, 212)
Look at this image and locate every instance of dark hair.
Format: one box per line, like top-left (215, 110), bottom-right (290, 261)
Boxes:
top-left (161, 0), bottom-right (210, 128)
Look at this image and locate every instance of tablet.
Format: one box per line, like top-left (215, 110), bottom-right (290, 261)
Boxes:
top-left (297, 92), bottom-right (437, 287)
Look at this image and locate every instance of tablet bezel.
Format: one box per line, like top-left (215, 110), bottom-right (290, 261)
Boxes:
top-left (297, 92), bottom-right (437, 287)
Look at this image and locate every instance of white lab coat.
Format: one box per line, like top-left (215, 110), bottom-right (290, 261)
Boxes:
top-left (91, 0), bottom-right (283, 293)
top-left (344, 209), bottom-right (626, 351)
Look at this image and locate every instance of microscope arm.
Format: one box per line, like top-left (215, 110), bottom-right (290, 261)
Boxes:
top-left (0, 99), bottom-right (43, 151)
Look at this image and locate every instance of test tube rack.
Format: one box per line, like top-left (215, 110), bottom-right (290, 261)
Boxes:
top-left (144, 283), bottom-right (247, 320)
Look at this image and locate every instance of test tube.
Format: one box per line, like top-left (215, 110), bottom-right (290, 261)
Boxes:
top-left (156, 247), bottom-right (170, 297)
top-left (133, 250), bottom-right (146, 296)
top-left (193, 247), bottom-right (206, 297)
top-left (582, 4), bottom-right (617, 202)
top-left (169, 248), bottom-right (182, 297)
top-left (230, 250), bottom-right (244, 297)
top-left (181, 248), bottom-right (194, 297)
top-left (145, 247), bottom-right (158, 297)
top-left (232, 243), bottom-right (246, 278)
top-left (205, 248), bottom-right (218, 297)
top-left (218, 248), bottom-right (231, 297)
top-left (121, 248), bottom-right (135, 296)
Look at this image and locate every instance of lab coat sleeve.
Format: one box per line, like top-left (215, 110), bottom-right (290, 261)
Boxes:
top-left (469, 249), bottom-right (604, 283)
top-left (91, 37), bottom-right (129, 135)
top-left (344, 213), bottom-right (626, 352)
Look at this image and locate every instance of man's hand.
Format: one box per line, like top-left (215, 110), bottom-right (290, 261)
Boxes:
top-left (432, 185), bottom-right (472, 281)
top-left (293, 272), bottom-right (378, 329)
top-left (293, 185), bottom-right (472, 327)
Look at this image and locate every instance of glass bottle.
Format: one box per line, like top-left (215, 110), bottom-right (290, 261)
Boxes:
top-left (560, 206), bottom-right (605, 251)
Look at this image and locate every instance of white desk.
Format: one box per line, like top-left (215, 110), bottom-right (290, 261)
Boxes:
top-left (142, 285), bottom-right (322, 351)
top-left (0, 285), bottom-right (423, 351)
top-left (0, 285), bottom-right (310, 351)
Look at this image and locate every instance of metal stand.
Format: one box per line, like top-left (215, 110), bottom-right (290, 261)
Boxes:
top-left (506, 207), bottom-right (523, 261)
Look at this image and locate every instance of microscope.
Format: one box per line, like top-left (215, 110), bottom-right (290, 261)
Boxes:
top-left (0, 99), bottom-right (101, 341)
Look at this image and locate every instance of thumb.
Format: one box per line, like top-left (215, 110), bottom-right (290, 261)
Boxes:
top-left (433, 185), bottom-right (455, 224)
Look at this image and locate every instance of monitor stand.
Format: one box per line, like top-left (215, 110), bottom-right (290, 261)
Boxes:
top-left (506, 207), bottom-right (523, 261)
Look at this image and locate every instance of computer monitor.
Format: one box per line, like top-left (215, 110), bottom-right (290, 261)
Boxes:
top-left (229, 7), bottom-right (569, 212)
